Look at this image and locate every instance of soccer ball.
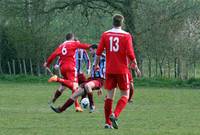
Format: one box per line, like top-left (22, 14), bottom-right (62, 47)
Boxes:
top-left (81, 98), bottom-right (90, 109)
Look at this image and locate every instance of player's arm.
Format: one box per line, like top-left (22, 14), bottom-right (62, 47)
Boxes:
top-left (95, 34), bottom-right (105, 69)
top-left (76, 42), bottom-right (98, 51)
top-left (44, 47), bottom-right (60, 68)
top-left (126, 35), bottom-right (141, 77)
top-left (83, 50), bottom-right (91, 74)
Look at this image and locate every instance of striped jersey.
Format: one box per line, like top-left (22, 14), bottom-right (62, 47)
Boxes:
top-left (91, 53), bottom-right (106, 79)
top-left (75, 49), bottom-right (90, 74)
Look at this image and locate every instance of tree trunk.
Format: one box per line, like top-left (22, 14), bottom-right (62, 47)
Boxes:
top-left (167, 59), bottom-right (171, 78)
top-left (37, 62), bottom-right (41, 76)
top-left (155, 58), bottom-right (158, 76)
top-left (23, 59), bottom-right (27, 75)
top-left (7, 61), bottom-right (11, 75)
top-left (30, 58), bottom-right (33, 75)
top-left (12, 59), bottom-right (16, 75)
top-left (174, 58), bottom-right (177, 78)
top-left (0, 57), bottom-right (3, 74)
top-left (193, 61), bottom-right (196, 78)
top-left (148, 58), bottom-right (151, 78)
top-left (19, 59), bottom-right (23, 74)
top-left (159, 63), bottom-right (163, 77)
top-left (177, 57), bottom-right (181, 79)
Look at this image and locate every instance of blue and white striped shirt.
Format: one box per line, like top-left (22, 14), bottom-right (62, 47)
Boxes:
top-left (75, 49), bottom-right (90, 74)
top-left (91, 53), bottom-right (106, 79)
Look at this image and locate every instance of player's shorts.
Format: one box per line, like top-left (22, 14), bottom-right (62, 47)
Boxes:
top-left (82, 77), bottom-right (104, 90)
top-left (128, 70), bottom-right (134, 82)
top-left (60, 68), bottom-right (78, 82)
top-left (78, 73), bottom-right (87, 84)
top-left (105, 73), bottom-right (130, 91)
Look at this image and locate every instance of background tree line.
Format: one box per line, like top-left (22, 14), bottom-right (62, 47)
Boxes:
top-left (0, 0), bottom-right (200, 79)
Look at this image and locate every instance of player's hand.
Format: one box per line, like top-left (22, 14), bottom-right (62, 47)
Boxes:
top-left (135, 66), bottom-right (142, 78)
top-left (97, 88), bottom-right (102, 96)
top-left (43, 62), bottom-right (47, 68)
top-left (54, 64), bottom-right (60, 70)
top-left (130, 62), bottom-right (136, 69)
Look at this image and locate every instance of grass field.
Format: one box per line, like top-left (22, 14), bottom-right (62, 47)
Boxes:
top-left (0, 82), bottom-right (200, 135)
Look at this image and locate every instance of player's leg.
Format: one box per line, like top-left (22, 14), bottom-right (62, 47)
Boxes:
top-left (50, 85), bottom-right (65, 103)
top-left (104, 74), bottom-right (117, 128)
top-left (48, 75), bottom-right (75, 90)
top-left (128, 81), bottom-right (134, 103)
top-left (50, 87), bottom-right (85, 113)
top-left (67, 71), bottom-right (83, 112)
top-left (84, 81), bottom-right (96, 113)
top-left (110, 74), bottom-right (130, 129)
top-left (104, 89), bottom-right (116, 129)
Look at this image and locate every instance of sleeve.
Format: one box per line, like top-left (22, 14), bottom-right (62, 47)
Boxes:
top-left (96, 33), bottom-right (105, 56)
top-left (126, 34), bottom-right (135, 61)
top-left (83, 50), bottom-right (91, 71)
top-left (76, 42), bottom-right (91, 49)
top-left (46, 47), bottom-right (60, 67)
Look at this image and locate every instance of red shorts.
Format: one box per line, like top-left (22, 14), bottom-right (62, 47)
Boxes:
top-left (60, 69), bottom-right (78, 82)
top-left (105, 73), bottom-right (130, 91)
top-left (78, 73), bottom-right (87, 84)
top-left (82, 77), bottom-right (104, 90)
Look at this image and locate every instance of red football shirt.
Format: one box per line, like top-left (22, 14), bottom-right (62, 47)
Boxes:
top-left (46, 40), bottom-right (90, 71)
top-left (96, 28), bottom-right (135, 74)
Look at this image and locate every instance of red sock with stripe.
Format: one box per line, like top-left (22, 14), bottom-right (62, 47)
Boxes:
top-left (114, 96), bottom-right (128, 118)
top-left (104, 98), bottom-right (113, 125)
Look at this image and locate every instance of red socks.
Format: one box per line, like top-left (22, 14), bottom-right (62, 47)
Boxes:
top-left (52, 90), bottom-right (62, 103)
top-left (114, 96), bottom-right (128, 118)
top-left (88, 92), bottom-right (94, 107)
top-left (59, 98), bottom-right (74, 112)
top-left (104, 98), bottom-right (113, 125)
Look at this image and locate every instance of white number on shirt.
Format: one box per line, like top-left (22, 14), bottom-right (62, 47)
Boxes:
top-left (109, 36), bottom-right (119, 52)
top-left (62, 46), bottom-right (67, 55)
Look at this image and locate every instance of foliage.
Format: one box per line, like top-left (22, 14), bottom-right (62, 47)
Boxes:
top-left (0, 0), bottom-right (200, 79)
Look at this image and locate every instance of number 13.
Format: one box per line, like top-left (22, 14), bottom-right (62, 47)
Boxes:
top-left (109, 36), bottom-right (119, 52)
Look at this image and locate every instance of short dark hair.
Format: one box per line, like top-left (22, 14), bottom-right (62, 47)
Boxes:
top-left (66, 33), bottom-right (75, 40)
top-left (91, 44), bottom-right (97, 49)
top-left (113, 14), bottom-right (124, 27)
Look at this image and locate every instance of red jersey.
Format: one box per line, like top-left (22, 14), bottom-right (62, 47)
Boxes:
top-left (46, 40), bottom-right (90, 72)
top-left (96, 28), bottom-right (135, 74)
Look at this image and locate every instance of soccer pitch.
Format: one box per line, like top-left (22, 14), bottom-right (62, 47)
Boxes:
top-left (0, 82), bottom-right (200, 135)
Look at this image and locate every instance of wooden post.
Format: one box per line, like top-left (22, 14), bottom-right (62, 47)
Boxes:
top-left (12, 59), bottom-right (16, 75)
top-left (7, 61), bottom-right (11, 75)
top-left (23, 59), bottom-right (27, 75)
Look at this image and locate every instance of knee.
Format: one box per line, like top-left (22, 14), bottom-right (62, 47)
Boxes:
top-left (121, 90), bottom-right (129, 99)
top-left (84, 84), bottom-right (92, 93)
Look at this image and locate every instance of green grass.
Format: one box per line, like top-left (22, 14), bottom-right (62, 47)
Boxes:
top-left (0, 82), bottom-right (200, 135)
